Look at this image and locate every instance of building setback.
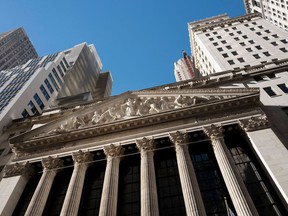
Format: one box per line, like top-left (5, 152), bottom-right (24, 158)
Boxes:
top-left (0, 28), bottom-right (38, 71)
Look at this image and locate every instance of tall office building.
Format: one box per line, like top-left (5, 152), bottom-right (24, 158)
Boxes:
top-left (174, 51), bottom-right (198, 81)
top-left (244, 0), bottom-right (288, 31)
top-left (0, 42), bottom-right (112, 176)
top-left (188, 13), bottom-right (288, 76)
top-left (0, 28), bottom-right (38, 71)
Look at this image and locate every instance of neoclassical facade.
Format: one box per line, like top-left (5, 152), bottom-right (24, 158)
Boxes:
top-left (0, 83), bottom-right (288, 215)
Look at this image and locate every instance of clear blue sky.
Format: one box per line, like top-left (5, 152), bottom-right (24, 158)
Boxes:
top-left (0, 0), bottom-right (245, 95)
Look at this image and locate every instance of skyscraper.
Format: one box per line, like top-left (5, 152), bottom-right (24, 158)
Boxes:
top-left (174, 51), bottom-right (198, 81)
top-left (0, 42), bottom-right (112, 177)
top-left (188, 13), bottom-right (288, 76)
top-left (244, 0), bottom-right (288, 31)
top-left (0, 28), bottom-right (38, 71)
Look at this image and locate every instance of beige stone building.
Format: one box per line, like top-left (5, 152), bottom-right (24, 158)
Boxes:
top-left (0, 59), bottom-right (288, 215)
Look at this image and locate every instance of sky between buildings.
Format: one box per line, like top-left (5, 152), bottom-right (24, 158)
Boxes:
top-left (0, 0), bottom-right (245, 95)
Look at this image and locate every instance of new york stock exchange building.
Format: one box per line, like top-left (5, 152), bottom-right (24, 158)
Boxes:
top-left (1, 74), bottom-right (288, 216)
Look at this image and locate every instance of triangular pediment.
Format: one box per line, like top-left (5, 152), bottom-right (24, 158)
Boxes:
top-left (10, 87), bottom-right (260, 158)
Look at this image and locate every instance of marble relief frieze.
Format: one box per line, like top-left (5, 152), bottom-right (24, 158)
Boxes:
top-left (40, 95), bottom-right (223, 137)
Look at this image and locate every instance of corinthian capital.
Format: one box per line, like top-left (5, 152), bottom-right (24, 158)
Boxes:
top-left (103, 144), bottom-right (123, 158)
top-left (169, 131), bottom-right (189, 146)
top-left (72, 150), bottom-right (93, 164)
top-left (203, 124), bottom-right (224, 140)
top-left (3, 162), bottom-right (34, 178)
top-left (42, 156), bottom-right (64, 170)
top-left (136, 137), bottom-right (155, 152)
top-left (239, 115), bottom-right (270, 132)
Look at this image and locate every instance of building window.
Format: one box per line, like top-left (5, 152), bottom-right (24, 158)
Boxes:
top-left (42, 167), bottom-right (73, 215)
top-left (239, 42), bottom-right (246, 46)
top-left (222, 53), bottom-right (229, 58)
top-left (154, 142), bottom-right (186, 215)
top-left (271, 41), bottom-right (278, 46)
top-left (40, 85), bottom-right (50, 100)
top-left (272, 34), bottom-right (279, 38)
top-left (277, 83), bottom-right (288, 93)
top-left (117, 151), bottom-right (140, 216)
top-left (255, 45), bottom-right (262, 50)
top-left (221, 40), bottom-right (227, 44)
top-left (231, 51), bottom-right (238, 56)
top-left (44, 79), bottom-right (54, 94)
top-left (78, 159), bottom-right (106, 215)
top-left (21, 109), bottom-right (30, 118)
top-left (226, 45), bottom-right (232, 49)
top-left (63, 57), bottom-right (70, 68)
top-left (213, 42), bottom-right (218, 46)
top-left (189, 139), bottom-right (234, 215)
top-left (33, 93), bottom-right (45, 110)
top-left (224, 127), bottom-right (287, 215)
top-left (209, 37), bottom-right (214, 41)
top-left (56, 65), bottom-right (64, 77)
top-left (280, 39), bottom-right (288, 44)
top-left (228, 60), bottom-right (235, 65)
top-left (238, 57), bottom-right (245, 63)
top-left (234, 37), bottom-right (240, 41)
top-left (253, 54), bottom-right (261, 59)
top-left (246, 47), bottom-right (253, 52)
top-left (248, 40), bottom-right (255, 44)
top-left (263, 87), bottom-right (277, 96)
top-left (217, 47), bottom-right (223, 52)
top-left (48, 73), bottom-right (60, 91)
top-left (256, 32), bottom-right (262, 35)
top-left (52, 68), bottom-right (63, 85)
top-left (242, 35), bottom-right (248, 39)
top-left (263, 51), bottom-right (271, 56)
top-left (28, 101), bottom-right (38, 115)
top-left (263, 36), bottom-right (269, 40)
top-left (265, 29), bottom-right (271, 33)
top-left (280, 47), bottom-right (288, 53)
top-left (60, 61), bottom-right (67, 72)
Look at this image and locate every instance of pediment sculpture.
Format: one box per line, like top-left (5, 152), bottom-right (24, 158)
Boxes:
top-left (40, 94), bottom-right (221, 137)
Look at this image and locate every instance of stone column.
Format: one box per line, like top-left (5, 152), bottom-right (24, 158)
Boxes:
top-left (24, 156), bottom-right (63, 216)
top-left (0, 162), bottom-right (34, 216)
top-left (204, 124), bottom-right (258, 216)
top-left (169, 131), bottom-right (206, 216)
top-left (60, 150), bottom-right (92, 216)
top-left (99, 144), bottom-right (123, 216)
top-left (136, 137), bottom-right (159, 216)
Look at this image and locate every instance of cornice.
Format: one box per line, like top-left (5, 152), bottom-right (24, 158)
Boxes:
top-left (190, 13), bottom-right (260, 33)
